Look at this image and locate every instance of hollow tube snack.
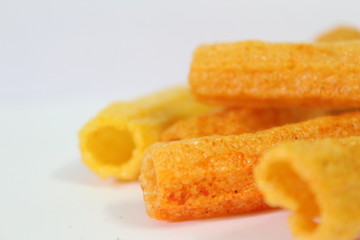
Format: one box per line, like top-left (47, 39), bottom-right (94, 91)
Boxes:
top-left (189, 40), bottom-right (360, 108)
top-left (140, 111), bottom-right (360, 221)
top-left (79, 87), bottom-right (211, 181)
top-left (162, 32), bottom-right (357, 142)
top-left (316, 25), bottom-right (360, 42)
top-left (255, 137), bottom-right (360, 240)
top-left (161, 108), bottom-right (328, 141)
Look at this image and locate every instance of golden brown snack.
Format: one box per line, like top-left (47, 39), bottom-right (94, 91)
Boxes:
top-left (78, 87), bottom-right (210, 181)
top-left (140, 111), bottom-right (360, 221)
top-left (189, 40), bottom-right (360, 108)
top-left (162, 32), bottom-right (357, 141)
top-left (161, 108), bottom-right (327, 141)
top-left (316, 25), bottom-right (360, 42)
top-left (255, 137), bottom-right (360, 240)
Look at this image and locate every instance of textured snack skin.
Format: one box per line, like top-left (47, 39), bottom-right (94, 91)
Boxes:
top-left (79, 87), bottom-right (210, 181)
top-left (255, 137), bottom-right (360, 240)
top-left (316, 26), bottom-right (360, 42)
top-left (140, 112), bottom-right (360, 221)
top-left (189, 40), bottom-right (360, 108)
top-left (161, 108), bottom-right (327, 141)
top-left (161, 33), bottom-right (359, 142)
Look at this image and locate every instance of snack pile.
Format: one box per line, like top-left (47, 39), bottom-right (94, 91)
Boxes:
top-left (79, 26), bottom-right (360, 240)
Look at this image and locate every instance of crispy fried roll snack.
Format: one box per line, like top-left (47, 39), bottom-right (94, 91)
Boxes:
top-left (162, 33), bottom-right (357, 141)
top-left (316, 26), bottom-right (360, 42)
top-left (79, 87), bottom-right (210, 181)
top-left (255, 137), bottom-right (360, 240)
top-left (189, 40), bottom-right (360, 108)
top-left (140, 112), bottom-right (360, 221)
top-left (161, 108), bottom-right (327, 141)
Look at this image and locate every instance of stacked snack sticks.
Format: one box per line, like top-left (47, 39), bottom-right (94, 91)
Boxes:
top-left (79, 26), bottom-right (360, 240)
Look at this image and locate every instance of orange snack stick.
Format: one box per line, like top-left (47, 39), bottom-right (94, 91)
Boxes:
top-left (316, 25), bottom-right (360, 42)
top-left (79, 87), bottom-right (210, 181)
top-left (162, 32), bottom-right (356, 142)
top-left (189, 40), bottom-right (360, 108)
top-left (140, 111), bottom-right (360, 221)
top-left (161, 108), bottom-right (327, 141)
top-left (255, 137), bottom-right (360, 240)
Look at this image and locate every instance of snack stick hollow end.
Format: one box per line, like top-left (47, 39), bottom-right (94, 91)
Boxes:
top-left (79, 87), bottom-right (211, 181)
top-left (140, 111), bottom-right (360, 221)
top-left (255, 137), bottom-right (360, 240)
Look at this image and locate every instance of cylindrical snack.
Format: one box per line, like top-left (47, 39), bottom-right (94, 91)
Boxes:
top-left (316, 25), bottom-right (360, 42)
top-left (161, 108), bottom-right (327, 141)
top-left (162, 32), bottom-right (358, 141)
top-left (255, 137), bottom-right (360, 240)
top-left (79, 87), bottom-right (210, 181)
top-left (189, 40), bottom-right (360, 108)
top-left (140, 111), bottom-right (360, 221)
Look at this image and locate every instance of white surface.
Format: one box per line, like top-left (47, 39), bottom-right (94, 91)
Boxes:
top-left (1, 0), bottom-right (360, 239)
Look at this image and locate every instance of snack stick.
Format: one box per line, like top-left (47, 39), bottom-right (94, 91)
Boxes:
top-left (79, 87), bottom-right (211, 181)
top-left (140, 111), bottom-right (360, 221)
top-left (189, 40), bottom-right (360, 108)
top-left (161, 108), bottom-right (328, 141)
top-left (255, 137), bottom-right (360, 240)
top-left (316, 25), bottom-right (360, 42)
top-left (162, 32), bottom-right (357, 142)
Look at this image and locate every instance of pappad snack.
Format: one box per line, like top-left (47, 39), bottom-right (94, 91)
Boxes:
top-left (79, 87), bottom-right (210, 181)
top-left (161, 108), bottom-right (327, 141)
top-left (255, 137), bottom-right (360, 240)
top-left (140, 111), bottom-right (360, 221)
top-left (316, 25), bottom-right (360, 42)
top-left (189, 40), bottom-right (360, 108)
top-left (162, 30), bottom-right (360, 141)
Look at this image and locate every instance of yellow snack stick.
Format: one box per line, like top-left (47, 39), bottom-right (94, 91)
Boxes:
top-left (316, 25), bottom-right (360, 42)
top-left (255, 137), bottom-right (360, 240)
top-left (189, 40), bottom-right (360, 108)
top-left (79, 87), bottom-right (211, 181)
top-left (140, 111), bottom-right (360, 221)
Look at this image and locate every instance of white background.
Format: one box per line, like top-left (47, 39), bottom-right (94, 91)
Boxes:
top-left (1, 0), bottom-right (359, 239)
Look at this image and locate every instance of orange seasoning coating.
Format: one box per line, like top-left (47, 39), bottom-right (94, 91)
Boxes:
top-left (140, 111), bottom-right (360, 221)
top-left (189, 40), bottom-right (360, 108)
top-left (161, 108), bottom-right (327, 141)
